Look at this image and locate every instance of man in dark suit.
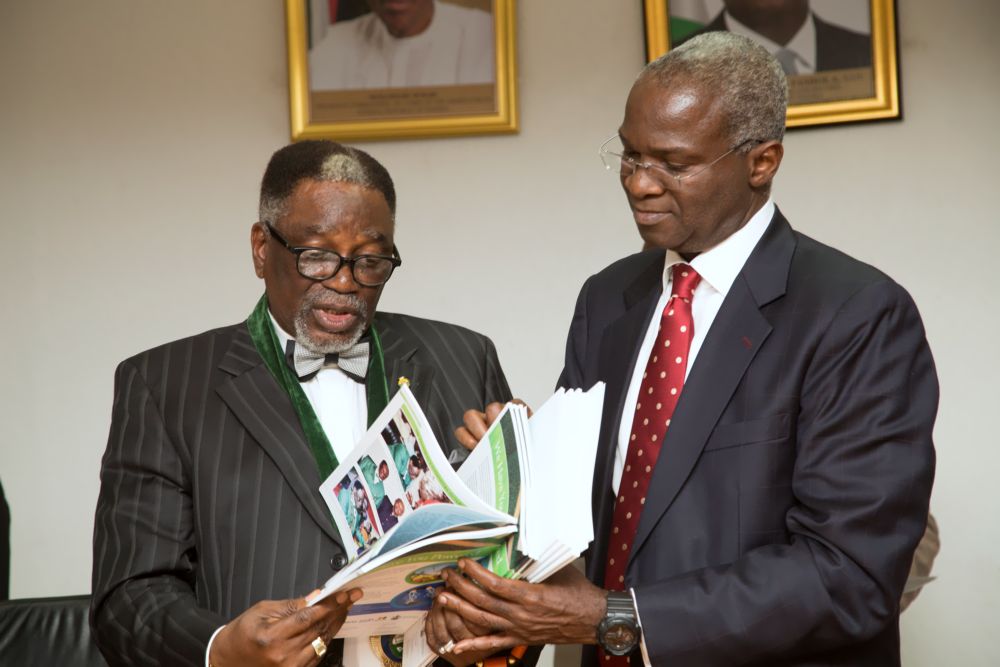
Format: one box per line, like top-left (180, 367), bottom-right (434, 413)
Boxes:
top-left (90, 141), bottom-right (513, 667)
top-left (430, 32), bottom-right (936, 666)
top-left (676, 0), bottom-right (872, 74)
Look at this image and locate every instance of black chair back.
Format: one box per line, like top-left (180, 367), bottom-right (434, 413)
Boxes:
top-left (0, 595), bottom-right (108, 666)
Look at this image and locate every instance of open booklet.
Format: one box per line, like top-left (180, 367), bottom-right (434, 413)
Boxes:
top-left (309, 382), bottom-right (605, 666)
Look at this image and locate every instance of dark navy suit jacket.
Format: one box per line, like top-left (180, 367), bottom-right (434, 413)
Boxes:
top-left (559, 211), bottom-right (936, 666)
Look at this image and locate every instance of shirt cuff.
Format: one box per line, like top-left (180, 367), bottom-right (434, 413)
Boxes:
top-left (629, 588), bottom-right (653, 667)
top-left (205, 625), bottom-right (226, 667)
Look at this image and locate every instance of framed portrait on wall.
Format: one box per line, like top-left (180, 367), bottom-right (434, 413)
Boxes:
top-left (285, 0), bottom-right (518, 142)
top-left (643, 0), bottom-right (900, 128)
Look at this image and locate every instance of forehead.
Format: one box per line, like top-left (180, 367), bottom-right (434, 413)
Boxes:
top-left (620, 76), bottom-right (728, 153)
top-left (280, 178), bottom-right (394, 241)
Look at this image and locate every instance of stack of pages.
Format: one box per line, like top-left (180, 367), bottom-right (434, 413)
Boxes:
top-left (308, 383), bottom-right (605, 666)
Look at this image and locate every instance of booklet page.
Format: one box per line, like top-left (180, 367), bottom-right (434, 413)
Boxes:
top-left (318, 386), bottom-right (507, 562)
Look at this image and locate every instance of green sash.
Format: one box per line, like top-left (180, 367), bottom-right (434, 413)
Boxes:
top-left (247, 296), bottom-right (400, 663)
top-left (245, 295), bottom-right (391, 481)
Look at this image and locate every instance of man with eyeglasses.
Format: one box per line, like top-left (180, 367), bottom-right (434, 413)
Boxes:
top-left (433, 32), bottom-right (936, 667)
top-left (91, 140), bottom-right (514, 667)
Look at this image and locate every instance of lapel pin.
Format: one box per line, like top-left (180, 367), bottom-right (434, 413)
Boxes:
top-left (397, 376), bottom-right (410, 387)
top-left (741, 336), bottom-right (753, 349)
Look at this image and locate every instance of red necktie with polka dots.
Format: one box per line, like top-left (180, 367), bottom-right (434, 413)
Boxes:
top-left (601, 264), bottom-right (700, 664)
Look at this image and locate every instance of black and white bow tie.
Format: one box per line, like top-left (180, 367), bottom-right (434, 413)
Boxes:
top-left (284, 338), bottom-right (369, 383)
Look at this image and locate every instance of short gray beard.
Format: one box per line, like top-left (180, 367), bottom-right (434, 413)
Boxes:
top-left (293, 289), bottom-right (370, 354)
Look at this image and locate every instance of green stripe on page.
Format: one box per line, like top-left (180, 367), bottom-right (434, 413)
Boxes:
top-left (490, 544), bottom-right (513, 578)
top-left (488, 423), bottom-right (510, 515)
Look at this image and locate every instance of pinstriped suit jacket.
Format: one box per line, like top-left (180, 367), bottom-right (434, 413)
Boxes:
top-left (90, 311), bottom-right (511, 667)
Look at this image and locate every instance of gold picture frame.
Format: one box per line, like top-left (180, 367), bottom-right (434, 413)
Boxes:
top-left (642, 0), bottom-right (900, 128)
top-left (285, 0), bottom-right (518, 142)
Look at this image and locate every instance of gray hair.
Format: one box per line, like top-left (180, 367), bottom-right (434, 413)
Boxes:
top-left (641, 31), bottom-right (788, 147)
top-left (258, 140), bottom-right (396, 225)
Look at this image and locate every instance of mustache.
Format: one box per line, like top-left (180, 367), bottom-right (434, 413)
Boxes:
top-left (301, 290), bottom-right (368, 315)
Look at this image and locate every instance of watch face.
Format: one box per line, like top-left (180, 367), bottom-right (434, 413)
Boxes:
top-left (602, 620), bottom-right (638, 654)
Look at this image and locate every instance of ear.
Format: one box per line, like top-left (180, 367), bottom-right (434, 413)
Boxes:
top-left (251, 222), bottom-right (268, 279)
top-left (748, 140), bottom-right (783, 190)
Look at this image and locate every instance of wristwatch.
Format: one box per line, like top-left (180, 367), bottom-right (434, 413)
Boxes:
top-left (597, 591), bottom-right (641, 656)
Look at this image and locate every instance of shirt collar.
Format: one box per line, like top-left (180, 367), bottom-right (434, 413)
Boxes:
top-left (723, 11), bottom-right (816, 72)
top-left (268, 311), bottom-right (294, 350)
top-left (661, 199), bottom-right (775, 297)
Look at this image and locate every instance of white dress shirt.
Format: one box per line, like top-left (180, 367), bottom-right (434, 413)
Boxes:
top-left (613, 200), bottom-right (775, 665)
top-left (270, 316), bottom-right (368, 464)
top-left (206, 316), bottom-right (381, 667)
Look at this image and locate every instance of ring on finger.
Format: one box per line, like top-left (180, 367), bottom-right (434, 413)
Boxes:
top-left (438, 640), bottom-right (456, 655)
top-left (311, 636), bottom-right (328, 658)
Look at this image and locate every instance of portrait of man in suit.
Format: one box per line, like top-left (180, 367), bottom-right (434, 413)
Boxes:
top-left (309, 0), bottom-right (495, 91)
top-left (430, 31), bottom-right (936, 667)
top-left (674, 0), bottom-right (872, 75)
top-left (90, 140), bottom-right (514, 667)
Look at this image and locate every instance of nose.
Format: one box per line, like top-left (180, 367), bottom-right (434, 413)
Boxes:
top-left (622, 163), bottom-right (667, 199)
top-left (320, 261), bottom-right (360, 292)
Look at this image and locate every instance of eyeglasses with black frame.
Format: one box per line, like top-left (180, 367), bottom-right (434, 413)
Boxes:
top-left (599, 135), bottom-right (762, 188)
top-left (264, 223), bottom-right (402, 287)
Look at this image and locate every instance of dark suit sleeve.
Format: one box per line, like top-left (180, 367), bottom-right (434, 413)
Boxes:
top-left (483, 335), bottom-right (513, 406)
top-left (91, 359), bottom-right (223, 667)
top-left (814, 14), bottom-right (873, 70)
top-left (633, 280), bottom-right (937, 664)
top-left (557, 275), bottom-right (593, 391)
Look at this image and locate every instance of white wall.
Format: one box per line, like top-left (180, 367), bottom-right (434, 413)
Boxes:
top-left (1, 1), bottom-right (997, 665)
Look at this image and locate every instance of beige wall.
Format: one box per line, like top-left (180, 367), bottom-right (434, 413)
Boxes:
top-left (1, 1), bottom-right (997, 664)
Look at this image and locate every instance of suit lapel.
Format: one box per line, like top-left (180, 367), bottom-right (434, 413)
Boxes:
top-left (376, 316), bottom-right (437, 409)
top-left (629, 212), bottom-right (796, 564)
top-left (216, 325), bottom-right (340, 542)
top-left (590, 256), bottom-right (665, 568)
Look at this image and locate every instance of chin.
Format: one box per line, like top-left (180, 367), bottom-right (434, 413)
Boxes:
top-left (295, 322), bottom-right (365, 354)
top-left (639, 224), bottom-right (704, 256)
top-left (637, 226), bottom-right (673, 251)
